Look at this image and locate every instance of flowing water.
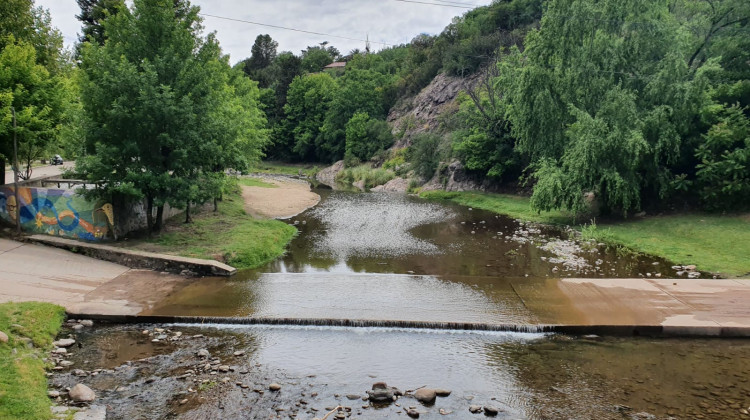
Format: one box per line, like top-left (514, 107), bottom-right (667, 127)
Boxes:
top-left (52, 189), bottom-right (749, 419)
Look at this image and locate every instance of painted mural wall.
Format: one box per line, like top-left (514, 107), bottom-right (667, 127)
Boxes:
top-left (0, 186), bottom-right (113, 241)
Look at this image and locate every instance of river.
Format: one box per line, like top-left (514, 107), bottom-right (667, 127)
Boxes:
top-left (50, 190), bottom-right (750, 419)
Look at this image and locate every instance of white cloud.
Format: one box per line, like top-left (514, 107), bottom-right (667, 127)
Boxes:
top-left (35, 0), bottom-right (492, 64)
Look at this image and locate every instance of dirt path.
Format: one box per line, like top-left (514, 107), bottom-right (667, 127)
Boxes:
top-left (240, 176), bottom-right (320, 219)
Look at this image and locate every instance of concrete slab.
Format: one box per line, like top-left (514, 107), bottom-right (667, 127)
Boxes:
top-left (0, 239), bottom-right (189, 315)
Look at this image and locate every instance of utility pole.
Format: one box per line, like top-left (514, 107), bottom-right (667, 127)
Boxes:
top-left (11, 106), bottom-right (21, 235)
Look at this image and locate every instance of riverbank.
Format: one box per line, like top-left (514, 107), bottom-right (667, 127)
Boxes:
top-left (420, 191), bottom-right (750, 278)
top-left (239, 176), bottom-right (321, 219)
top-left (119, 185), bottom-right (297, 270)
top-left (0, 302), bottom-right (65, 420)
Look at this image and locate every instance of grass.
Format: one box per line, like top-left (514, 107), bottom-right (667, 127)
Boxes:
top-left (0, 302), bottom-right (66, 420)
top-left (420, 190), bottom-right (750, 277)
top-left (246, 161), bottom-right (318, 178)
top-left (127, 187), bottom-right (297, 270)
top-left (336, 164), bottom-right (395, 189)
top-left (238, 177), bottom-right (276, 188)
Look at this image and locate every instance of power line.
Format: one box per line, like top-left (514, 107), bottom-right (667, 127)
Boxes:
top-left (425, 0), bottom-right (480, 6)
top-left (198, 13), bottom-right (394, 47)
top-left (393, 0), bottom-right (473, 9)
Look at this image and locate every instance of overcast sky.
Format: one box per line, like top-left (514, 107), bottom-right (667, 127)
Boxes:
top-left (36, 0), bottom-right (492, 64)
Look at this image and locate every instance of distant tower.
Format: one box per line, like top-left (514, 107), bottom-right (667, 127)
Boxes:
top-left (365, 34), bottom-right (371, 55)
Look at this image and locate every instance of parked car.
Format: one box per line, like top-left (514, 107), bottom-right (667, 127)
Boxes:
top-left (50, 155), bottom-right (64, 165)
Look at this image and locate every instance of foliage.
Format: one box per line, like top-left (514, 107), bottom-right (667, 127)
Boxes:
top-left (407, 133), bottom-right (446, 180)
top-left (282, 72), bottom-right (338, 161)
top-left (77, 0), bottom-right (267, 232)
top-left (382, 148), bottom-right (407, 174)
top-left (0, 302), bottom-right (66, 420)
top-left (240, 34), bottom-right (278, 88)
top-left (75, 0), bottom-right (124, 49)
top-left (300, 42), bottom-right (340, 73)
top-left (0, 37), bottom-right (66, 180)
top-left (695, 104), bottom-right (750, 210)
top-left (238, 176), bottom-right (276, 188)
top-left (344, 112), bottom-right (393, 166)
top-left (0, 0), bottom-right (65, 74)
top-left (336, 164), bottom-right (395, 189)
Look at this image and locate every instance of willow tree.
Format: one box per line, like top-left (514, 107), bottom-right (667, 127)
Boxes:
top-left (503, 0), bottom-right (709, 215)
top-left (78, 0), bottom-right (267, 232)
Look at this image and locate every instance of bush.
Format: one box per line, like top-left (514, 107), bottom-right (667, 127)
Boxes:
top-left (407, 133), bottom-right (447, 180)
top-left (344, 113), bottom-right (394, 165)
top-left (335, 164), bottom-right (395, 189)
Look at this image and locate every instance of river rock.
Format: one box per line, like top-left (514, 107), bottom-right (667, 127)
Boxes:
top-left (69, 383), bottom-right (96, 402)
top-left (0, 331), bottom-right (8, 343)
top-left (469, 405), bottom-right (483, 413)
top-left (53, 347), bottom-right (67, 354)
top-left (414, 388), bottom-right (436, 404)
top-left (435, 388), bottom-right (451, 397)
top-left (196, 349), bottom-right (210, 358)
top-left (269, 383), bottom-right (281, 391)
top-left (370, 177), bottom-right (409, 193)
top-left (316, 160), bottom-right (345, 187)
top-left (47, 390), bottom-right (60, 398)
top-left (72, 405), bottom-right (106, 420)
top-left (368, 382), bottom-right (394, 403)
top-left (73, 369), bottom-right (88, 377)
top-left (483, 405), bottom-right (499, 416)
top-left (218, 365), bottom-right (230, 372)
top-left (79, 320), bottom-right (94, 327)
top-left (407, 408), bottom-right (420, 418)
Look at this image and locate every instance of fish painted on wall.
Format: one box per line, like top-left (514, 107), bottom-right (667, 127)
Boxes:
top-left (0, 186), bottom-right (114, 241)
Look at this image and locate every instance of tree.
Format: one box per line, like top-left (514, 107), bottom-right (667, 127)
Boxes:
top-left (0, 38), bottom-right (65, 182)
top-left (500, 0), bottom-right (712, 215)
top-left (344, 112), bottom-right (393, 165)
top-left (300, 42), bottom-right (340, 73)
top-left (240, 34), bottom-right (278, 88)
top-left (0, 0), bottom-right (64, 74)
top-left (76, 0), bottom-right (124, 48)
top-left (319, 69), bottom-right (391, 162)
top-left (78, 0), bottom-right (267, 232)
top-left (282, 73), bottom-right (337, 161)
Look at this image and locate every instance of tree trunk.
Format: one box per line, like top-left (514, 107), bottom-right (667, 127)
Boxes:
top-left (154, 205), bottom-right (164, 232)
top-left (146, 195), bottom-right (154, 236)
top-left (0, 157), bottom-right (5, 185)
top-left (213, 197), bottom-right (218, 212)
top-left (184, 201), bottom-right (192, 223)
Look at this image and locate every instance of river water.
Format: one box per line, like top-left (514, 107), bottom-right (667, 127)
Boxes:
top-left (52, 190), bottom-right (750, 419)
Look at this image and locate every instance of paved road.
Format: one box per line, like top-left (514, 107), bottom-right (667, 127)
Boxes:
top-left (0, 238), bottom-right (187, 315)
top-left (3, 162), bottom-right (75, 185)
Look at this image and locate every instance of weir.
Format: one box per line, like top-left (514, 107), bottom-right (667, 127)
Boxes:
top-left (69, 313), bottom-right (750, 337)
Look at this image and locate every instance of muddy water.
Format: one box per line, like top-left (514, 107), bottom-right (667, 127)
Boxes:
top-left (144, 191), bottom-right (683, 319)
top-left (51, 324), bottom-right (750, 420)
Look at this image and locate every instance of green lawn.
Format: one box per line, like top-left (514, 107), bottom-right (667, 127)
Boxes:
top-left (238, 177), bottom-right (276, 188)
top-left (131, 187), bottom-right (297, 270)
top-left (0, 302), bottom-right (66, 420)
top-left (420, 190), bottom-right (750, 277)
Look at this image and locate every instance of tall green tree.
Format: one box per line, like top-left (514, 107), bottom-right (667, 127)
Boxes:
top-left (76, 0), bottom-right (124, 47)
top-left (0, 38), bottom-right (65, 181)
top-left (78, 0), bottom-right (267, 232)
top-left (282, 73), bottom-right (337, 161)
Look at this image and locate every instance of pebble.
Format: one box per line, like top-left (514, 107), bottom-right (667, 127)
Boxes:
top-left (47, 390), bottom-right (60, 398)
top-left (79, 320), bottom-right (94, 327)
top-left (53, 347), bottom-right (67, 354)
top-left (218, 365), bottom-right (230, 372)
top-left (72, 324), bottom-right (84, 331)
top-left (269, 383), bottom-right (281, 391)
top-left (0, 331), bottom-right (9, 343)
top-left (407, 408), bottom-right (420, 418)
top-left (435, 389), bottom-right (452, 397)
top-left (469, 405), bottom-right (483, 413)
top-left (233, 350), bottom-right (245, 356)
top-left (484, 405), bottom-right (500, 416)
top-left (197, 349), bottom-right (210, 358)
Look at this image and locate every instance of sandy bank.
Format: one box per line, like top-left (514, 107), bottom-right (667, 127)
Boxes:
top-left (240, 176), bottom-right (320, 219)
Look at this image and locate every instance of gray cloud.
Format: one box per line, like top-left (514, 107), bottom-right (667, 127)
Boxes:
top-left (36, 0), bottom-right (492, 64)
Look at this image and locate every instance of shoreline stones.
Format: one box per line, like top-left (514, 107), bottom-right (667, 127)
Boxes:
top-left (367, 382), bottom-right (395, 404)
top-left (69, 384), bottom-right (96, 403)
top-left (269, 383), bottom-right (282, 391)
top-left (0, 330), bottom-right (8, 343)
top-left (53, 338), bottom-right (76, 348)
top-left (413, 388), bottom-right (437, 404)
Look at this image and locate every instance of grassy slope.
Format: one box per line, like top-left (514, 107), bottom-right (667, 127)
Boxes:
top-left (134, 188), bottom-right (297, 270)
top-left (0, 302), bottom-right (66, 420)
top-left (420, 191), bottom-right (750, 277)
